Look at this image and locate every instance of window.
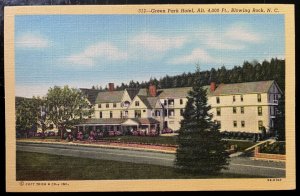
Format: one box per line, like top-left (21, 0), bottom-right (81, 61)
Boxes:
top-left (168, 109), bottom-right (175, 116)
top-left (135, 110), bottom-right (141, 118)
top-left (241, 121), bottom-right (245, 127)
top-left (241, 107), bottom-right (244, 114)
top-left (123, 101), bottom-right (130, 107)
top-left (143, 110), bottom-right (146, 113)
top-left (216, 97), bottom-right (220, 104)
top-left (99, 111), bottom-right (102, 118)
top-left (180, 109), bottom-right (184, 116)
top-left (216, 108), bottom-right (221, 116)
top-left (106, 103), bottom-right (109, 108)
top-left (113, 103), bottom-right (117, 108)
top-left (120, 111), bottom-right (122, 118)
top-left (257, 94), bottom-right (261, 102)
top-left (110, 111), bottom-right (113, 118)
top-left (233, 95), bottom-right (236, 102)
top-left (164, 109), bottom-right (168, 116)
top-left (135, 101), bottom-right (139, 106)
top-left (233, 107), bottom-right (237, 114)
top-left (180, 99), bottom-right (183, 105)
top-left (155, 110), bottom-right (160, 116)
top-left (271, 120), bottom-right (274, 128)
top-left (98, 104), bottom-right (101, 108)
top-left (164, 100), bottom-right (167, 105)
top-left (258, 120), bottom-right (263, 130)
top-left (125, 111), bottom-right (128, 117)
top-left (233, 121), bottom-right (237, 128)
top-left (240, 95), bottom-right (244, 102)
top-left (258, 106), bottom-right (262, 116)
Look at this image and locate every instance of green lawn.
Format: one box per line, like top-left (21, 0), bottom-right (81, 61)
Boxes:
top-left (99, 135), bottom-right (178, 146)
top-left (16, 151), bottom-right (258, 180)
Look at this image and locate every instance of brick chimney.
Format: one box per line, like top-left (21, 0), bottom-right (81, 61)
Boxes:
top-left (149, 84), bottom-right (157, 97)
top-left (210, 82), bottom-right (216, 92)
top-left (108, 83), bottom-right (114, 91)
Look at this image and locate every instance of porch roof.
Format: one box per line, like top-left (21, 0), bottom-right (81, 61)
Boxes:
top-left (77, 118), bottom-right (160, 126)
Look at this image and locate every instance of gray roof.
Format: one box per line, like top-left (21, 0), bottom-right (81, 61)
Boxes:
top-left (95, 90), bottom-right (124, 103)
top-left (212, 80), bottom-right (276, 96)
top-left (82, 80), bottom-right (279, 104)
top-left (80, 88), bottom-right (102, 104)
top-left (137, 88), bottom-right (148, 96)
top-left (158, 87), bottom-right (192, 99)
top-left (80, 118), bottom-right (125, 125)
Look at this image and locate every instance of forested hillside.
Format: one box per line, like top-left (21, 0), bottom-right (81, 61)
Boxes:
top-left (92, 58), bottom-right (285, 92)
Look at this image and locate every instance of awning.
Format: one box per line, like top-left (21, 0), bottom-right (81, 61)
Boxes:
top-left (121, 119), bottom-right (139, 126)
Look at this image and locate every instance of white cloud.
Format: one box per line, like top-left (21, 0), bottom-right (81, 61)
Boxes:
top-left (225, 24), bottom-right (262, 43)
top-left (199, 31), bottom-right (245, 50)
top-left (168, 48), bottom-right (214, 65)
top-left (194, 24), bottom-right (262, 51)
top-left (130, 33), bottom-right (187, 52)
top-left (16, 84), bottom-right (50, 98)
top-left (16, 33), bottom-right (50, 48)
top-left (63, 42), bottom-right (128, 66)
top-left (15, 81), bottom-right (99, 98)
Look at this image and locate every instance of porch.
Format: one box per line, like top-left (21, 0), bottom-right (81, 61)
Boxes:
top-left (75, 118), bottom-right (160, 137)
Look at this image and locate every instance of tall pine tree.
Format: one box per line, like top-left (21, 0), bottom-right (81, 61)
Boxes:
top-left (175, 66), bottom-right (229, 174)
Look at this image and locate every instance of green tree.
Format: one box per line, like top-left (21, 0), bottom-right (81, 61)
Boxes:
top-left (175, 66), bottom-right (229, 175)
top-left (16, 97), bottom-right (44, 138)
top-left (46, 86), bottom-right (94, 139)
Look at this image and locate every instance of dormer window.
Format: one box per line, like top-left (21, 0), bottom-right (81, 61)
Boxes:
top-left (135, 101), bottom-right (139, 106)
top-left (123, 101), bottom-right (130, 107)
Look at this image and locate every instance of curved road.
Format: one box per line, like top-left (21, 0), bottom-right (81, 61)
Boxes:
top-left (16, 142), bottom-right (285, 178)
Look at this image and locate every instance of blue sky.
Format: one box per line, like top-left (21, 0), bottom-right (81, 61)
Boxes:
top-left (15, 14), bottom-right (285, 97)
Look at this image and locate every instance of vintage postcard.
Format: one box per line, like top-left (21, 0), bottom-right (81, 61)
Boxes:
top-left (5, 4), bottom-right (295, 191)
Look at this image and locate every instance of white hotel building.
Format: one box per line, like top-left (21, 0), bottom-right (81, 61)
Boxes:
top-left (78, 80), bottom-right (282, 134)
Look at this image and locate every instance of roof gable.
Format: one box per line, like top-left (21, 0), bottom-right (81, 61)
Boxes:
top-left (128, 95), bottom-right (147, 109)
